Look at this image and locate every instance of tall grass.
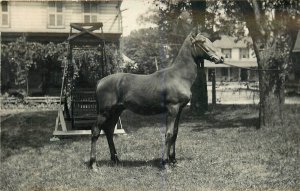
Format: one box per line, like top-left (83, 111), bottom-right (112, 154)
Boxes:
top-left (1, 105), bottom-right (299, 191)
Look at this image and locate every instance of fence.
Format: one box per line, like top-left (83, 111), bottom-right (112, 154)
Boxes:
top-left (0, 96), bottom-right (61, 106)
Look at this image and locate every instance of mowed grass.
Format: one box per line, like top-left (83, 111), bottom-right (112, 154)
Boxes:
top-left (1, 105), bottom-right (300, 191)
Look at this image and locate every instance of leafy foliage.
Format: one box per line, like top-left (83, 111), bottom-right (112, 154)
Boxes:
top-left (70, 43), bottom-right (122, 88)
top-left (122, 28), bottom-right (170, 74)
top-left (1, 37), bottom-right (68, 95)
top-left (1, 37), bottom-right (121, 96)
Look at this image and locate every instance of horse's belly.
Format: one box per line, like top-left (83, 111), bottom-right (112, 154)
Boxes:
top-left (125, 101), bottom-right (167, 115)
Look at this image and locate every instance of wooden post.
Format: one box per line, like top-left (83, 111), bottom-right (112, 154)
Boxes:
top-left (155, 57), bottom-right (159, 71)
top-left (212, 70), bottom-right (216, 106)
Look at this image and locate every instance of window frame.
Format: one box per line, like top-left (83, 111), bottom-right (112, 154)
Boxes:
top-left (221, 48), bottom-right (232, 59)
top-left (240, 48), bottom-right (250, 59)
top-left (47, 1), bottom-right (65, 29)
top-left (1, 1), bottom-right (10, 28)
top-left (221, 68), bottom-right (228, 77)
top-left (82, 2), bottom-right (98, 23)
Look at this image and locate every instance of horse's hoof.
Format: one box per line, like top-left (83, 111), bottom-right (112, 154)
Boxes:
top-left (90, 163), bottom-right (98, 172)
top-left (111, 156), bottom-right (120, 165)
top-left (170, 158), bottom-right (177, 165)
top-left (163, 164), bottom-right (173, 173)
top-left (92, 166), bottom-right (98, 172)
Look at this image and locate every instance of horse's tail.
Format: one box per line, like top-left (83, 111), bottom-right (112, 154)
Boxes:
top-left (95, 80), bottom-right (100, 115)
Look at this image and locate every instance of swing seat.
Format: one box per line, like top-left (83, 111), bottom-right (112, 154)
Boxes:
top-left (71, 90), bottom-right (97, 128)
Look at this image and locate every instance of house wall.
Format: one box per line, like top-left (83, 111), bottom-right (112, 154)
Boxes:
top-left (1, 1), bottom-right (122, 34)
top-left (231, 48), bottom-right (239, 60)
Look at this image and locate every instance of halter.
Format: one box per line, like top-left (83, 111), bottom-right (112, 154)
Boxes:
top-left (190, 35), bottom-right (217, 61)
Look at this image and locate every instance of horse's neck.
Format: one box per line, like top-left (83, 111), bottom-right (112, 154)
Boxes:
top-left (171, 40), bottom-right (198, 85)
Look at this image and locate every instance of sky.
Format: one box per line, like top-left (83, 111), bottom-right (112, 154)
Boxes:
top-left (120, 0), bottom-right (153, 36)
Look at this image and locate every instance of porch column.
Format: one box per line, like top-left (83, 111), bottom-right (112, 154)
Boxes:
top-left (228, 67), bottom-right (231, 81)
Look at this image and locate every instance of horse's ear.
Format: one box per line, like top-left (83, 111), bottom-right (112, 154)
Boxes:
top-left (190, 35), bottom-right (196, 44)
top-left (198, 35), bottom-right (206, 43)
top-left (190, 27), bottom-right (198, 38)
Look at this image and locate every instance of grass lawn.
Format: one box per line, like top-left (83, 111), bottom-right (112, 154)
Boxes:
top-left (1, 105), bottom-right (300, 191)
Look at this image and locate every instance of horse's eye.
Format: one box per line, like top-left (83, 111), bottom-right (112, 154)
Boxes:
top-left (199, 37), bottom-right (206, 43)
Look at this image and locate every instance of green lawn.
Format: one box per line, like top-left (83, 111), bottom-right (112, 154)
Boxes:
top-left (1, 105), bottom-right (300, 191)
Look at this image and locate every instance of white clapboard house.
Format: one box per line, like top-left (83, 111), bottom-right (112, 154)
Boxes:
top-left (0, 0), bottom-right (122, 43)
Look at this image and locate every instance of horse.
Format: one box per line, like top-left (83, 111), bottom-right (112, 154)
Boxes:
top-left (89, 31), bottom-right (224, 170)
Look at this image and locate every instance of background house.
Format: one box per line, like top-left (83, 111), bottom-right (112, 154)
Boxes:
top-left (204, 35), bottom-right (258, 82)
top-left (290, 30), bottom-right (300, 93)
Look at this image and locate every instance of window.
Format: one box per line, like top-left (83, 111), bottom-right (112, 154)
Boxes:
top-left (1, 1), bottom-right (9, 27)
top-left (222, 49), bottom-right (231, 59)
top-left (48, 2), bottom-right (64, 28)
top-left (240, 48), bottom-right (249, 59)
top-left (208, 69), bottom-right (215, 82)
top-left (83, 2), bottom-right (98, 23)
top-left (221, 68), bottom-right (228, 77)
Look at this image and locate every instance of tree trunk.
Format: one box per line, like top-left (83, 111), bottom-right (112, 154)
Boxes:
top-left (191, 60), bottom-right (208, 114)
top-left (190, 0), bottom-right (208, 114)
top-left (258, 70), bottom-right (285, 128)
top-left (255, 45), bottom-right (285, 128)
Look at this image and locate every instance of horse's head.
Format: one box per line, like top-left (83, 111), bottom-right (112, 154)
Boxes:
top-left (190, 34), bottom-right (224, 64)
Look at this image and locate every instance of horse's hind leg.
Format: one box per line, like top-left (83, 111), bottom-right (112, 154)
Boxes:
top-left (90, 115), bottom-right (105, 169)
top-left (103, 111), bottom-right (122, 164)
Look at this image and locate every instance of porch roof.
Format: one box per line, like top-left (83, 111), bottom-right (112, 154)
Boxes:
top-left (204, 60), bottom-right (258, 68)
top-left (213, 35), bottom-right (252, 49)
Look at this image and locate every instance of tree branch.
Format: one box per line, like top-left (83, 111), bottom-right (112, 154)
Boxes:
top-left (251, 0), bottom-right (265, 36)
top-left (235, 0), bottom-right (263, 38)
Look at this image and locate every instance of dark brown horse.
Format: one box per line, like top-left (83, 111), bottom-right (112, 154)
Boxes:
top-left (89, 32), bottom-right (223, 170)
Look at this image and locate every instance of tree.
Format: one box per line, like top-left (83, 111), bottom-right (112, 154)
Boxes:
top-left (190, 0), bottom-right (209, 114)
top-left (122, 28), bottom-right (169, 74)
top-left (220, 0), bottom-right (300, 127)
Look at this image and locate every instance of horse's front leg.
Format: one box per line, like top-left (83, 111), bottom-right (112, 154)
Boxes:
top-left (162, 104), bottom-right (179, 167)
top-left (169, 107), bottom-right (183, 164)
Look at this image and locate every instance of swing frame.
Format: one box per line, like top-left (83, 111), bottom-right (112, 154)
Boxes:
top-left (53, 22), bottom-right (125, 137)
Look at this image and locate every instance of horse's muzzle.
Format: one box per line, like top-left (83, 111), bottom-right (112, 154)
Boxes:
top-left (213, 56), bottom-right (224, 64)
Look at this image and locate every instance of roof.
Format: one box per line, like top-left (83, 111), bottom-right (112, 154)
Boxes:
top-left (1, 32), bottom-right (122, 44)
top-left (122, 54), bottom-right (134, 64)
top-left (213, 35), bottom-right (253, 49)
top-left (293, 30), bottom-right (300, 53)
top-left (204, 60), bottom-right (258, 68)
top-left (10, 0), bottom-right (122, 1)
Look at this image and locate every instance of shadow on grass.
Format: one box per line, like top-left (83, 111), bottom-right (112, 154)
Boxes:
top-left (89, 157), bottom-right (191, 169)
top-left (1, 105), bottom-right (260, 161)
top-left (92, 158), bottom-right (163, 169)
top-left (121, 105), bottom-right (260, 132)
top-left (0, 111), bottom-right (68, 161)
top-left (191, 116), bottom-right (260, 132)
top-left (183, 105), bottom-right (260, 132)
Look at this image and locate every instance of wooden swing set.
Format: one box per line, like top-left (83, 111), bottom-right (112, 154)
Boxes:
top-left (53, 23), bottom-right (125, 137)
